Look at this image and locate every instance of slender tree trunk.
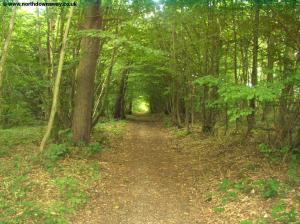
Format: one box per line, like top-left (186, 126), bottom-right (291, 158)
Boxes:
top-left (43, 7), bottom-right (55, 119)
top-left (247, 3), bottom-right (259, 134)
top-left (114, 68), bottom-right (128, 119)
top-left (40, 7), bottom-right (74, 151)
top-left (92, 46), bottom-right (118, 119)
top-left (92, 48), bottom-right (118, 126)
top-left (0, 6), bottom-right (16, 123)
top-left (191, 83), bottom-right (195, 127)
top-left (233, 11), bottom-right (240, 129)
top-left (72, 1), bottom-right (102, 144)
top-left (262, 32), bottom-right (274, 121)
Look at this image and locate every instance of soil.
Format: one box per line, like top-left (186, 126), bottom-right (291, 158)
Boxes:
top-left (72, 115), bottom-right (207, 223)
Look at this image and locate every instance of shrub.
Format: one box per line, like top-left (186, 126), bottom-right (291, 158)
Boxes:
top-left (218, 179), bottom-right (234, 192)
top-left (258, 143), bottom-right (273, 156)
top-left (44, 144), bottom-right (69, 162)
top-left (87, 143), bottom-right (103, 154)
top-left (213, 207), bottom-right (225, 213)
top-left (271, 200), bottom-right (297, 223)
top-left (255, 179), bottom-right (280, 198)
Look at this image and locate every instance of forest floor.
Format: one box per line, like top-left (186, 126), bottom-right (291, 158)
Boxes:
top-left (72, 114), bottom-right (300, 224)
top-left (1, 115), bottom-right (299, 223)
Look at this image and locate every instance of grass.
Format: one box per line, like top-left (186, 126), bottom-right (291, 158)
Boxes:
top-left (93, 119), bottom-right (127, 142)
top-left (0, 126), bottom-right (43, 157)
top-left (0, 120), bottom-right (127, 223)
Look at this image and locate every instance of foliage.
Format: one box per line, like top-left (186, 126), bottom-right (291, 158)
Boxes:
top-left (258, 143), bottom-right (273, 157)
top-left (0, 0), bottom-right (300, 223)
top-left (213, 207), bottom-right (225, 213)
top-left (218, 178), bottom-right (234, 192)
top-left (222, 191), bottom-right (238, 204)
top-left (255, 179), bottom-right (280, 198)
top-left (287, 154), bottom-right (300, 184)
top-left (44, 144), bottom-right (69, 163)
top-left (271, 200), bottom-right (297, 223)
top-left (54, 176), bottom-right (88, 212)
top-left (240, 220), bottom-right (253, 224)
top-left (172, 128), bottom-right (190, 137)
top-left (87, 142), bottom-right (103, 154)
top-left (0, 126), bottom-right (43, 151)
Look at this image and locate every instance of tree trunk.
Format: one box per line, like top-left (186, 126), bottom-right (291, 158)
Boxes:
top-left (247, 3), bottom-right (259, 134)
top-left (277, 45), bottom-right (294, 146)
top-left (262, 32), bottom-right (274, 121)
top-left (72, 0), bottom-right (102, 144)
top-left (40, 7), bottom-right (74, 151)
top-left (92, 46), bottom-right (118, 126)
top-left (0, 6), bottom-right (16, 123)
top-left (114, 68), bottom-right (128, 119)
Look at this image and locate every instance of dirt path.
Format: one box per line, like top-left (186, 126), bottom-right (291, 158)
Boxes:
top-left (73, 115), bottom-right (205, 224)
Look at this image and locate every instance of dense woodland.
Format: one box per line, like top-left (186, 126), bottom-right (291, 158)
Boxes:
top-left (1, 0), bottom-right (300, 147)
top-left (0, 0), bottom-right (300, 223)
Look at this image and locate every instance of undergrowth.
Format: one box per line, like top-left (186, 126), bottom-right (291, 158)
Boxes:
top-left (0, 120), bottom-right (126, 223)
top-left (211, 143), bottom-right (300, 223)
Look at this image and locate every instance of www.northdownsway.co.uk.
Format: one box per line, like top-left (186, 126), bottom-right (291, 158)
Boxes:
top-left (2, 1), bottom-right (77, 7)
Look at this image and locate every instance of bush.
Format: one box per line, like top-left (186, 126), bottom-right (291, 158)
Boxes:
top-left (271, 200), bottom-right (297, 223)
top-left (255, 179), bottom-right (280, 198)
top-left (258, 143), bottom-right (273, 156)
top-left (44, 144), bottom-right (69, 162)
top-left (218, 178), bottom-right (234, 192)
top-left (87, 143), bottom-right (103, 154)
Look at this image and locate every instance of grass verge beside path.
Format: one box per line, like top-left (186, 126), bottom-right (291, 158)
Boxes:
top-left (168, 123), bottom-right (300, 224)
top-left (0, 120), bottom-right (127, 224)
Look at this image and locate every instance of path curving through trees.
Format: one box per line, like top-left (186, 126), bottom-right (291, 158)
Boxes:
top-left (73, 115), bottom-right (205, 224)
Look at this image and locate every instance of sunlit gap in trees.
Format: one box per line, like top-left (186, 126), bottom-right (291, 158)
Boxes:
top-left (18, 0), bottom-right (45, 14)
top-left (132, 96), bottom-right (149, 114)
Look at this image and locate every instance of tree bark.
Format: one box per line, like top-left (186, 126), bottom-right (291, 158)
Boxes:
top-left (72, 0), bottom-right (102, 144)
top-left (114, 68), bottom-right (129, 119)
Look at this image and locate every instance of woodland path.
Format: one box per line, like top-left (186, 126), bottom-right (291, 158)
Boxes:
top-left (73, 115), bottom-right (205, 224)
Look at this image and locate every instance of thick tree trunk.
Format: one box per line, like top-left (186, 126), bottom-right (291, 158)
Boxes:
top-left (0, 6), bottom-right (16, 123)
top-left (247, 3), bottom-right (259, 134)
top-left (40, 7), bottom-right (74, 151)
top-left (72, 0), bottom-right (102, 144)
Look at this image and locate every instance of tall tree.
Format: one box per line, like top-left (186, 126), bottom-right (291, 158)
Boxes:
top-left (72, 0), bottom-right (102, 144)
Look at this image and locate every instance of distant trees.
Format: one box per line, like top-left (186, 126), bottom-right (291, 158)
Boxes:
top-left (147, 1), bottom-right (300, 147)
